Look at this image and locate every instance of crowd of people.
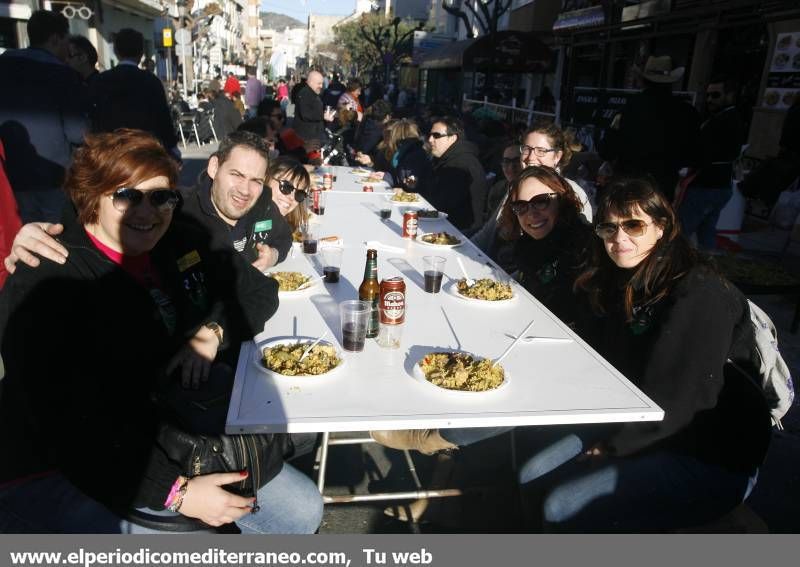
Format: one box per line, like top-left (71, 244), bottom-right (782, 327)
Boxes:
top-left (0, 9), bottom-right (789, 534)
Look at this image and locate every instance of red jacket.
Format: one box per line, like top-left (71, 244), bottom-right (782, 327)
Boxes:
top-left (0, 140), bottom-right (22, 289)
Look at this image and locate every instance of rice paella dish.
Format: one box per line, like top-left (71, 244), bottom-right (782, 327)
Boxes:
top-left (419, 352), bottom-right (505, 392)
top-left (262, 343), bottom-right (342, 376)
top-left (421, 232), bottom-right (461, 245)
top-left (266, 271), bottom-right (311, 291)
top-left (457, 278), bottom-right (513, 301)
top-left (391, 191), bottom-right (419, 202)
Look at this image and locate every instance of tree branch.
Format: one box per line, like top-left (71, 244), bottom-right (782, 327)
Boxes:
top-left (441, 1), bottom-right (474, 39)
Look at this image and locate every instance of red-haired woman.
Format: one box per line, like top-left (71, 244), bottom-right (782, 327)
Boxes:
top-left (0, 130), bottom-right (323, 533)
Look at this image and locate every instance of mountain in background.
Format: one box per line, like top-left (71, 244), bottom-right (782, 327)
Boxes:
top-left (261, 12), bottom-right (306, 30)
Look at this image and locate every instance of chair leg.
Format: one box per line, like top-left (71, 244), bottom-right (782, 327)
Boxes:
top-left (192, 123), bottom-right (201, 147)
top-left (178, 124), bottom-right (188, 150)
top-left (209, 121), bottom-right (218, 143)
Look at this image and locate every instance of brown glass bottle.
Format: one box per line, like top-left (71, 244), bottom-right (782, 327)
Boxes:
top-left (358, 249), bottom-right (380, 338)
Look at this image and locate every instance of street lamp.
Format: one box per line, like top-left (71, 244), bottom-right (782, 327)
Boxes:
top-left (176, 0), bottom-right (189, 98)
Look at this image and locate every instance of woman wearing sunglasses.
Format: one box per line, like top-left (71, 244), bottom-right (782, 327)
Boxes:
top-left (513, 177), bottom-right (771, 531)
top-left (266, 156), bottom-right (311, 237)
top-left (498, 165), bottom-right (592, 326)
top-left (520, 122), bottom-right (593, 221)
top-left (0, 130), bottom-right (323, 533)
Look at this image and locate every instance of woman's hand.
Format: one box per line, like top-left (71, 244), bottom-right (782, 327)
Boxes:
top-left (355, 152), bottom-right (372, 167)
top-left (4, 222), bottom-right (67, 274)
top-left (166, 325), bottom-right (221, 389)
top-left (179, 472), bottom-right (256, 527)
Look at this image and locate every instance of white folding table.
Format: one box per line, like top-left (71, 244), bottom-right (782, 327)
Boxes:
top-left (226, 166), bottom-right (664, 504)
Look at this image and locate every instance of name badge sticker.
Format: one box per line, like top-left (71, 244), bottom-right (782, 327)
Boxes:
top-left (254, 220), bottom-right (273, 233)
top-left (177, 250), bottom-right (201, 272)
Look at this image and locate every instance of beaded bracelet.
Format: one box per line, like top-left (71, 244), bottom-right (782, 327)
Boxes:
top-left (165, 476), bottom-right (189, 513)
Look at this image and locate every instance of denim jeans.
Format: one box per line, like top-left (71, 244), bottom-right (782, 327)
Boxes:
top-left (678, 185), bottom-right (733, 250)
top-left (518, 429), bottom-right (756, 532)
top-left (0, 463), bottom-right (323, 534)
top-left (440, 426), bottom-right (515, 447)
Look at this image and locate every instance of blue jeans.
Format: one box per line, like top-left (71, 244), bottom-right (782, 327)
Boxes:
top-left (440, 426), bottom-right (515, 447)
top-left (0, 464), bottom-right (323, 534)
top-left (678, 185), bottom-right (732, 250)
top-left (518, 429), bottom-right (756, 532)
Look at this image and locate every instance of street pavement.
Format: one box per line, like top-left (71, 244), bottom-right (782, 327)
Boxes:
top-left (181, 141), bottom-right (800, 533)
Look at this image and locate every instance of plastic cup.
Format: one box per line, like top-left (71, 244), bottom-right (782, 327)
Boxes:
top-left (423, 256), bottom-right (446, 293)
top-left (340, 300), bottom-right (369, 352)
top-left (322, 246), bottom-right (343, 283)
top-left (302, 222), bottom-right (318, 254)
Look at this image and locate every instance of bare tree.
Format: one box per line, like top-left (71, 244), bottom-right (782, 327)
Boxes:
top-left (441, 0), bottom-right (513, 39)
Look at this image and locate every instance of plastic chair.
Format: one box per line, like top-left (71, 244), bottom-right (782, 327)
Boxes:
top-left (177, 112), bottom-right (202, 149)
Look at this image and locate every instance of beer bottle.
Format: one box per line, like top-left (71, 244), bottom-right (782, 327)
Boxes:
top-left (359, 249), bottom-right (380, 338)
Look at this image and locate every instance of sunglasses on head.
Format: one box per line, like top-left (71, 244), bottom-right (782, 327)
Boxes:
top-left (110, 187), bottom-right (180, 213)
top-left (274, 178), bottom-right (307, 203)
top-left (509, 193), bottom-right (558, 216)
top-left (594, 219), bottom-right (650, 240)
top-left (520, 145), bottom-right (557, 158)
top-left (428, 131), bottom-right (452, 139)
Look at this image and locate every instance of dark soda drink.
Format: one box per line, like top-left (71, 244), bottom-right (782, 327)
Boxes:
top-left (342, 322), bottom-right (366, 352)
top-left (424, 270), bottom-right (443, 293)
top-left (323, 266), bottom-right (340, 283)
top-left (303, 239), bottom-right (318, 254)
top-left (379, 208), bottom-right (391, 219)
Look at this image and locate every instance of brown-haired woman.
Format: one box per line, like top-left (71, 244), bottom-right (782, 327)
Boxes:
top-left (0, 130), bottom-right (322, 533)
top-left (520, 122), bottom-right (594, 221)
top-left (514, 177), bottom-right (771, 531)
top-left (498, 165), bottom-right (592, 325)
top-left (266, 156), bottom-right (310, 238)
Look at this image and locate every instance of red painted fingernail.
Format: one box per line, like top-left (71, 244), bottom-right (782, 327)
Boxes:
top-left (240, 470), bottom-right (248, 477)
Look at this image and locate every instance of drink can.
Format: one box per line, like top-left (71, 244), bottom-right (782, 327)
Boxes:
top-left (312, 188), bottom-right (321, 211)
top-left (379, 277), bottom-right (406, 325)
top-left (323, 173), bottom-right (333, 190)
top-left (363, 184), bottom-right (373, 193)
top-left (402, 210), bottom-right (418, 239)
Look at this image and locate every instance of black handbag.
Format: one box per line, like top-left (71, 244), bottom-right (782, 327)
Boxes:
top-left (154, 363), bottom-right (285, 512)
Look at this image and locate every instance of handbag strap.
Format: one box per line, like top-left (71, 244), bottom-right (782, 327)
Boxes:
top-left (126, 509), bottom-right (213, 533)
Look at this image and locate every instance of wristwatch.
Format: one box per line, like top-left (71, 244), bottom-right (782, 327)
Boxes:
top-left (204, 322), bottom-right (224, 345)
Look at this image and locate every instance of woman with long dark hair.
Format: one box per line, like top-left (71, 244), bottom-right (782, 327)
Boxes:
top-left (515, 177), bottom-right (771, 531)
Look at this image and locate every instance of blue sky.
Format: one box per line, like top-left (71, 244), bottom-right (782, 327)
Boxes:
top-left (261, 0), bottom-right (356, 21)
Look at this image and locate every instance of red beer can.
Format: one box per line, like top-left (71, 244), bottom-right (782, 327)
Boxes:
top-left (402, 210), bottom-right (418, 239)
top-left (380, 277), bottom-right (406, 325)
top-left (363, 184), bottom-right (374, 192)
top-left (323, 173), bottom-right (333, 190)
top-left (312, 188), bottom-right (321, 210)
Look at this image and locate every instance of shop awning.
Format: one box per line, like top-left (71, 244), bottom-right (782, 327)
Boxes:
top-left (418, 31), bottom-right (552, 72)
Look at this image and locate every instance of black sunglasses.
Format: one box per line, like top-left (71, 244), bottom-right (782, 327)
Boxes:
top-left (595, 219), bottom-right (650, 240)
top-left (706, 91), bottom-right (722, 100)
top-left (509, 193), bottom-right (558, 216)
top-left (428, 131), bottom-right (452, 139)
top-left (110, 187), bottom-right (180, 213)
top-left (274, 178), bottom-right (307, 203)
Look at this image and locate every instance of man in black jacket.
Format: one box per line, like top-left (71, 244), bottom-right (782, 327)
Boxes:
top-left (4, 132), bottom-right (292, 275)
top-left (678, 77), bottom-right (744, 250)
top-left (90, 29), bottom-right (179, 156)
top-left (292, 70), bottom-right (335, 150)
top-left (421, 116), bottom-right (487, 232)
top-left (0, 10), bottom-right (88, 223)
top-left (183, 131), bottom-right (292, 270)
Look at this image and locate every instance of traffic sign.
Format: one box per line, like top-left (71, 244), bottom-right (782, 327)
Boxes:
top-left (175, 28), bottom-right (191, 46)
